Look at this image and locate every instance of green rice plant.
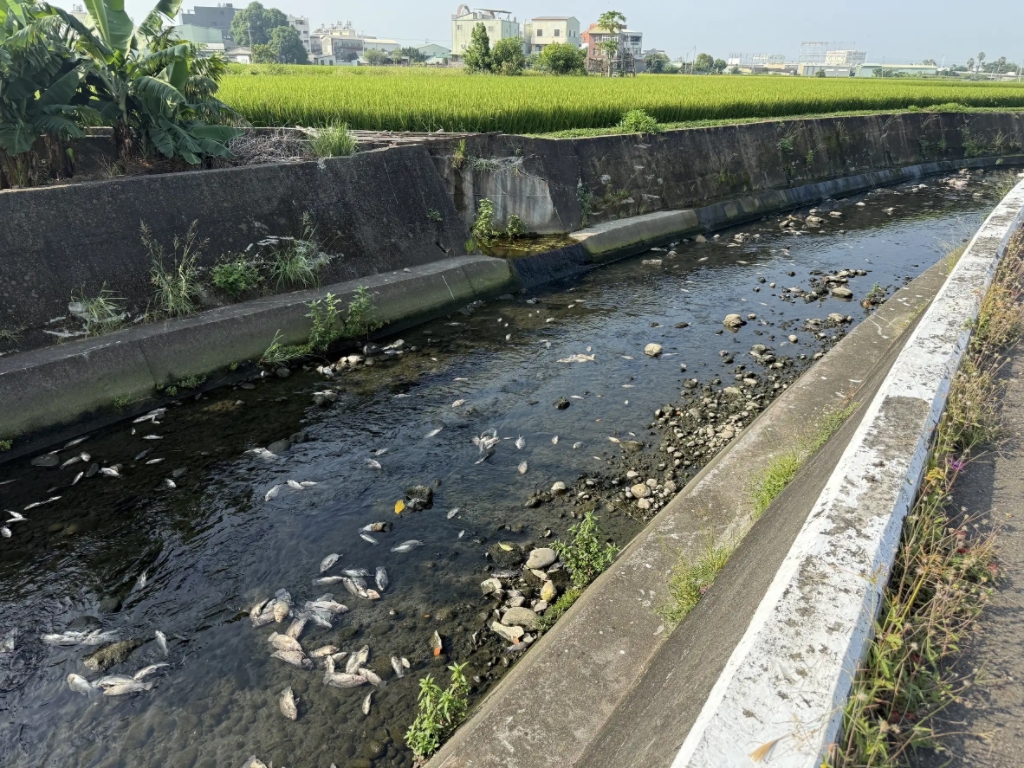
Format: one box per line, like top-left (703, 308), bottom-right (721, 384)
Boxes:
top-left (552, 511), bottom-right (618, 588)
top-left (144, 222), bottom-right (204, 319)
top-left (405, 662), bottom-right (470, 760)
top-left (309, 123), bottom-right (357, 157)
top-left (70, 286), bottom-right (127, 336)
top-left (216, 67), bottom-right (1024, 135)
top-left (211, 257), bottom-right (262, 297)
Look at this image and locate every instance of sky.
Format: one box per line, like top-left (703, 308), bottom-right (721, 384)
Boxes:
top-left (54, 0), bottom-right (1024, 66)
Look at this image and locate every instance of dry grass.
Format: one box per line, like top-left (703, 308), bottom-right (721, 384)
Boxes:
top-left (827, 232), bottom-right (1024, 767)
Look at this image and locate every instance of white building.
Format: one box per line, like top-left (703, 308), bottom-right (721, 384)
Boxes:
top-left (825, 49), bottom-right (867, 67)
top-left (451, 6), bottom-right (521, 57)
top-left (522, 16), bottom-right (580, 55)
top-left (287, 15), bottom-right (311, 54)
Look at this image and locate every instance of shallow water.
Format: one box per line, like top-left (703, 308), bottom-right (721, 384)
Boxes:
top-left (0, 170), bottom-right (1016, 768)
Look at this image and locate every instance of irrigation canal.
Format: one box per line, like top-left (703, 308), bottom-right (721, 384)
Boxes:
top-left (0, 169), bottom-right (1015, 768)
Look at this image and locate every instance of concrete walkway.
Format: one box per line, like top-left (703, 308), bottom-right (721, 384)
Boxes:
top-left (917, 347), bottom-right (1024, 768)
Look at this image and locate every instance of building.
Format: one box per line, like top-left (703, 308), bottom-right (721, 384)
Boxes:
top-left (450, 6), bottom-right (521, 57)
top-left (585, 25), bottom-right (643, 60)
top-left (797, 63), bottom-right (853, 77)
top-left (825, 49), bottom-right (867, 67)
top-left (362, 37), bottom-right (400, 54)
top-left (172, 23), bottom-right (224, 45)
top-left (180, 4), bottom-right (237, 37)
top-left (855, 63), bottom-right (938, 78)
top-left (522, 16), bottom-right (580, 55)
top-left (417, 43), bottom-right (452, 59)
top-left (69, 4), bottom-right (95, 29)
top-left (287, 15), bottom-right (311, 54)
top-left (315, 21), bottom-right (366, 64)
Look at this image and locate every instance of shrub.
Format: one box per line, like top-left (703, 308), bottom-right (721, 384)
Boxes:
top-left (405, 663), bottom-right (470, 759)
top-left (211, 257), bottom-right (262, 296)
top-left (552, 511), bottom-right (618, 588)
top-left (618, 108), bottom-right (660, 134)
top-left (472, 198), bottom-right (496, 246)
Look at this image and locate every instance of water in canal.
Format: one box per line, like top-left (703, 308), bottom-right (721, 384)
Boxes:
top-left (0, 170), bottom-right (1016, 768)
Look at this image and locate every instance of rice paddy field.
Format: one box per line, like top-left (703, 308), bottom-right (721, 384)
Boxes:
top-left (218, 65), bottom-right (1024, 134)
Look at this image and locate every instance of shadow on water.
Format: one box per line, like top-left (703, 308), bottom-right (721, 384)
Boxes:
top-left (0, 169), bottom-right (1018, 768)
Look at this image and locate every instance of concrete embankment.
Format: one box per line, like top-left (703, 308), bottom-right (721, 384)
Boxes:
top-left (427, 249), bottom-right (957, 768)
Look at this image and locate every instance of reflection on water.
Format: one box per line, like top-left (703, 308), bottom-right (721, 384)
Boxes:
top-left (0, 171), bottom-right (1015, 768)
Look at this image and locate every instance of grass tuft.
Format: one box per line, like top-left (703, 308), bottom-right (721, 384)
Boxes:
top-left (144, 222), bottom-right (204, 318)
top-left (70, 286), bottom-right (127, 336)
top-left (658, 537), bottom-right (734, 628)
top-left (309, 123), bottom-right (357, 158)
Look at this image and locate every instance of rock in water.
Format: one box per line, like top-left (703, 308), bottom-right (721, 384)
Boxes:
top-left (490, 621), bottom-right (524, 644)
top-left (279, 687), bottom-right (298, 721)
top-left (630, 483), bottom-right (652, 499)
top-left (554, 397), bottom-right (571, 410)
top-left (525, 548), bottom-right (558, 569)
top-left (723, 314), bottom-right (746, 329)
top-left (540, 580), bottom-right (558, 602)
top-left (644, 343), bottom-right (663, 358)
top-left (83, 639), bottom-right (142, 672)
top-left (502, 607), bottom-right (540, 631)
top-left (831, 287), bottom-right (853, 299)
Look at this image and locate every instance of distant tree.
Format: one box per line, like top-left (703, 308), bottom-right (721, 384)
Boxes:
top-left (644, 51), bottom-right (671, 73)
top-left (713, 58), bottom-right (727, 73)
top-left (815, 69), bottom-right (827, 78)
top-left (922, 58), bottom-right (937, 66)
top-left (463, 23), bottom-right (491, 73)
top-left (268, 26), bottom-right (308, 64)
top-left (491, 37), bottom-right (526, 75)
top-left (537, 42), bottom-right (586, 75)
top-left (597, 10), bottom-right (626, 35)
top-left (398, 46), bottom-right (428, 64)
top-left (363, 48), bottom-right (390, 66)
top-left (230, 2), bottom-right (288, 46)
top-left (966, 57), bottom-right (974, 73)
top-left (976, 51), bottom-right (986, 72)
top-left (693, 52), bottom-right (714, 72)
top-left (252, 43), bottom-right (276, 63)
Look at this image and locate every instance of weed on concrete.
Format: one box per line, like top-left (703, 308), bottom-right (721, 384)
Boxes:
top-left (270, 214), bottom-right (328, 289)
top-left (211, 257), bottom-right (263, 297)
top-left (405, 662), bottom-right (470, 761)
top-left (70, 286), bottom-right (127, 336)
top-left (144, 222), bottom-right (204, 318)
top-left (659, 537), bottom-right (734, 628)
top-left (308, 123), bottom-right (356, 158)
top-left (828, 233), bottom-right (1024, 767)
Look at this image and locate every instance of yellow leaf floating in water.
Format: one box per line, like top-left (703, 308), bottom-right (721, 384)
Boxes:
top-left (499, 543), bottom-right (513, 551)
top-left (394, 500), bottom-right (405, 514)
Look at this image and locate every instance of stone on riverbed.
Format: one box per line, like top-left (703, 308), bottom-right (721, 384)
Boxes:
top-left (551, 481), bottom-right (567, 495)
top-left (525, 548), bottom-right (557, 569)
top-left (723, 314), bottom-right (746, 329)
top-left (540, 580), bottom-right (558, 602)
top-left (644, 343), bottom-right (662, 358)
top-left (480, 578), bottom-right (503, 596)
top-left (491, 621), bottom-right (524, 643)
top-left (630, 483), bottom-right (652, 499)
top-left (501, 607), bottom-right (540, 631)
top-left (831, 287), bottom-right (853, 299)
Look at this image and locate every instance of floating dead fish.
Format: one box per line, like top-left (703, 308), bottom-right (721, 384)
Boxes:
top-left (60, 456), bottom-right (82, 469)
top-left (268, 632), bottom-right (303, 653)
top-left (363, 589), bottom-right (381, 600)
top-left (573, 442), bottom-right (582, 449)
top-left (134, 663), bottom-right (170, 680)
top-left (136, 571), bottom-right (147, 589)
top-left (308, 600), bottom-right (348, 615)
top-left (99, 467), bottom-right (121, 478)
top-left (362, 691), bottom-right (373, 715)
top-left (279, 687), bottom-right (299, 721)
top-left (320, 553), bottom-right (340, 573)
top-left (375, 567), bottom-right (388, 592)
top-left (134, 449), bottom-right (152, 461)
top-left (391, 656), bottom-right (405, 678)
top-left (300, 481), bottom-right (317, 488)
top-left (42, 629), bottom-right (119, 647)
top-left (133, 409), bottom-right (166, 424)
top-left (324, 672), bottom-right (367, 688)
top-left (162, 479), bottom-right (176, 490)
top-left (245, 448), bottom-right (276, 461)
top-left (360, 522), bottom-right (387, 533)
top-left (306, 610), bottom-right (333, 629)
top-left (67, 673), bottom-right (96, 696)
top-left (142, 435), bottom-right (163, 441)
top-left (64, 436), bottom-right (90, 449)
top-left (452, 399), bottom-right (465, 408)
top-left (341, 568), bottom-right (369, 578)
top-left (155, 630), bottom-right (168, 656)
top-left (104, 680), bottom-right (154, 696)
top-left (607, 436), bottom-right (621, 444)
top-left (391, 540), bottom-right (423, 553)
top-left (145, 458), bottom-right (164, 465)
top-left (273, 599), bottom-right (291, 623)
top-left (365, 459), bottom-right (382, 470)
top-left (24, 496), bottom-right (61, 510)
top-left (556, 354), bottom-right (596, 363)
top-left (1, 527), bottom-right (10, 538)
top-left (458, 530), bottom-right (465, 539)
top-left (271, 650), bottom-right (312, 670)
top-left (285, 616), bottom-right (307, 640)
top-left (314, 576), bottom-right (345, 585)
top-left (95, 674), bottom-right (136, 688)
top-left (71, 471), bottom-right (84, 486)
top-left (360, 668), bottom-right (383, 687)
top-left (311, 645), bottom-right (339, 658)
top-left (359, 533), bottom-right (379, 546)
top-left (552, 436), bottom-right (559, 445)
top-left (446, 508), bottom-right (460, 519)
top-left (286, 480), bottom-right (303, 490)
top-left (518, 461), bottom-right (528, 475)
top-left (374, 448), bottom-right (388, 456)
top-left (242, 758), bottom-right (268, 768)
top-left (515, 436), bottom-right (526, 450)
top-left (425, 427), bottom-right (443, 438)
top-left (0, 629), bottom-right (16, 653)
top-left (265, 485), bottom-right (281, 502)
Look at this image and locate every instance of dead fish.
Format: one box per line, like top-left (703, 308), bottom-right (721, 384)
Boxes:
top-left (308, 600), bottom-right (348, 615)
top-left (391, 656), bottom-right (405, 678)
top-left (518, 461), bottom-right (528, 475)
top-left (341, 568), bottom-right (370, 578)
top-left (133, 663), bottom-right (170, 680)
top-left (265, 485), bottom-right (281, 502)
top-left (60, 456), bottom-right (82, 469)
top-left (310, 645), bottom-right (339, 658)
top-left (43, 629), bottom-right (118, 647)
top-left (573, 442), bottom-right (583, 449)
top-left (359, 533), bottom-right (378, 546)
top-left (354, 645), bottom-right (370, 666)
top-left (515, 436), bottom-right (526, 450)
top-left (360, 522), bottom-right (387, 533)
top-left (425, 427), bottom-right (443, 438)
top-left (552, 435), bottom-right (559, 445)
top-left (6, 511), bottom-right (25, 524)
top-left (67, 673), bottom-right (96, 696)
top-left (390, 540), bottom-right (423, 553)
top-left (324, 672), bottom-right (367, 688)
top-left (242, 757), bottom-right (269, 768)
top-left (607, 436), bottom-right (621, 444)
top-left (71, 471), bottom-right (84, 486)
top-left (134, 449), bottom-right (152, 461)
top-left (458, 530), bottom-right (466, 539)
top-left (99, 467), bottom-right (121, 478)
top-left (133, 409), bottom-right (166, 424)
top-left (314, 576), bottom-right (345, 585)
top-left (24, 496), bottom-right (60, 510)
top-left (363, 589), bottom-right (381, 601)
top-left (300, 481), bottom-right (317, 487)
top-left (365, 459), bottom-right (382, 470)
top-left (104, 680), bottom-right (153, 696)
top-left (95, 674), bottom-right (136, 688)
top-left (401, 656), bottom-right (410, 669)
top-left (342, 578), bottom-right (362, 597)
top-left (273, 599), bottom-right (291, 623)
top-left (375, 567), bottom-right (388, 592)
top-left (320, 553), bottom-right (340, 573)
top-left (268, 632), bottom-right (303, 653)
top-left (556, 354), bottom-right (596, 363)
top-left (271, 650), bottom-right (313, 670)
top-left (446, 508), bottom-right (460, 520)
top-left (245, 448), bottom-right (276, 461)
top-left (155, 630), bottom-right (168, 656)
top-left (452, 399), bottom-right (465, 408)
top-left (145, 458), bottom-right (164, 465)
top-left (374, 448), bottom-right (388, 456)
top-left (142, 435), bottom-right (163, 441)
top-left (64, 436), bottom-right (90, 449)
top-left (285, 616), bottom-right (307, 640)
top-left (279, 686), bottom-right (299, 720)
top-left (362, 691), bottom-right (373, 715)
top-left (136, 571), bottom-right (147, 589)
top-left (307, 610), bottom-right (333, 629)
top-left (286, 480), bottom-right (303, 490)
top-left (360, 668), bottom-right (384, 687)
top-left (162, 479), bottom-right (176, 490)
top-left (0, 629), bottom-right (16, 653)
top-left (1, 527), bottom-right (10, 538)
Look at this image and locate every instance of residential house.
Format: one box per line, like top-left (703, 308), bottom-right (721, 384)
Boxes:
top-left (585, 24), bottom-right (643, 59)
top-left (287, 15), bottom-right (312, 55)
top-left (172, 23), bottom-right (224, 46)
top-left (179, 4), bottom-right (237, 38)
top-left (522, 16), bottom-right (580, 55)
top-left (450, 6), bottom-right (521, 57)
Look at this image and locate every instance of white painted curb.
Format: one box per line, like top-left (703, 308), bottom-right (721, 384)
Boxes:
top-left (672, 178), bottom-right (1024, 768)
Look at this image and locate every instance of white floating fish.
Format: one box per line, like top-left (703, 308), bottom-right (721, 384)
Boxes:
top-left (573, 442), bottom-right (582, 449)
top-left (556, 354), bottom-right (596, 363)
top-left (300, 481), bottom-right (317, 488)
top-left (320, 553), bottom-right (340, 573)
top-left (446, 508), bottom-right (460, 520)
top-left (265, 485), bottom-right (281, 502)
top-left (60, 456), bottom-right (82, 469)
top-left (365, 459), bottom-right (382, 470)
top-left (245, 448), bottom-right (276, 460)
top-left (515, 436), bottom-right (525, 450)
top-left (99, 467), bottom-right (121, 478)
top-left (136, 571), bottom-right (147, 589)
top-left (142, 435), bottom-right (163, 441)
top-left (0, 527), bottom-right (10, 538)
top-left (551, 436), bottom-right (559, 445)
top-left (391, 656), bottom-right (405, 678)
top-left (425, 427), bottom-right (443, 438)
top-left (6, 511), bottom-right (25, 523)
top-left (362, 691), bottom-right (373, 715)
top-left (375, 567), bottom-right (388, 592)
top-left (607, 436), bottom-right (621, 444)
top-left (286, 480), bottom-right (303, 490)
top-left (134, 663), bottom-right (170, 681)
top-left (452, 399), bottom-right (465, 408)
top-left (518, 461), bottom-right (528, 475)
top-left (391, 540), bottom-right (423, 553)
top-left (64, 436), bottom-right (90, 449)
top-left (145, 458), bottom-right (164, 465)
top-left (24, 496), bottom-right (61, 509)
top-left (457, 530), bottom-right (465, 539)
top-left (162, 479), bottom-right (176, 490)
top-left (360, 533), bottom-right (379, 546)
top-left (374, 448), bottom-right (388, 456)
top-left (154, 630), bottom-right (168, 657)
top-left (315, 576), bottom-right (345, 585)
top-left (67, 673), bottom-right (96, 696)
